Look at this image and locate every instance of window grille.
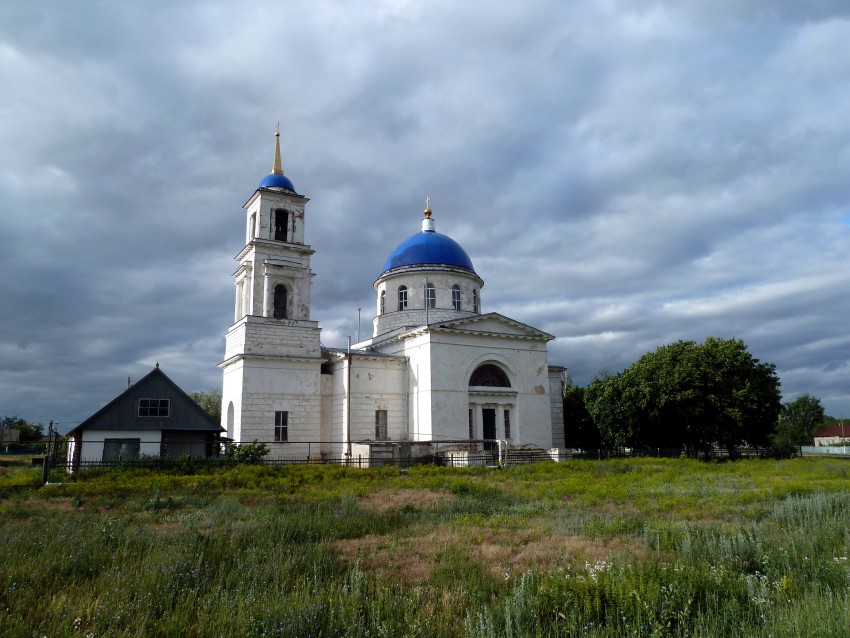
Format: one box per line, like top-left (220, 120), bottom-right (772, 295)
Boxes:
top-left (274, 411), bottom-right (288, 442)
top-left (375, 410), bottom-right (388, 440)
top-left (469, 364), bottom-right (510, 387)
top-left (138, 398), bottom-right (170, 418)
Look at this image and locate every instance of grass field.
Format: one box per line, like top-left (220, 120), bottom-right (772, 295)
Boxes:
top-left (1, 457), bottom-right (849, 637)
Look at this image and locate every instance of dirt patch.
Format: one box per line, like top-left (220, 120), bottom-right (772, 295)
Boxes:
top-left (358, 489), bottom-right (449, 512)
top-left (332, 523), bottom-right (647, 584)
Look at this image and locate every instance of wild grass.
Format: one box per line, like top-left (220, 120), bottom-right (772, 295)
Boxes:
top-left (1, 457), bottom-right (848, 636)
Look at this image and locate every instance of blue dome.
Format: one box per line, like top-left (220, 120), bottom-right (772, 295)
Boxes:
top-left (383, 230), bottom-right (475, 273)
top-left (259, 172), bottom-right (295, 192)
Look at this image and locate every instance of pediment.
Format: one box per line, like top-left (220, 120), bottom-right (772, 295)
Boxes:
top-left (430, 312), bottom-right (553, 341)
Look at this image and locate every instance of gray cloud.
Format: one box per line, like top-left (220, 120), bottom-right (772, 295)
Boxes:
top-left (2, 1), bottom-right (849, 430)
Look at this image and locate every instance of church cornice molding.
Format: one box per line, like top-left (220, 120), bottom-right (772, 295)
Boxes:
top-left (373, 263), bottom-right (483, 288)
top-left (234, 239), bottom-right (315, 261)
top-left (243, 188), bottom-right (309, 209)
top-left (375, 313), bottom-right (553, 344)
top-left (218, 353), bottom-right (326, 368)
top-left (432, 312), bottom-right (555, 340)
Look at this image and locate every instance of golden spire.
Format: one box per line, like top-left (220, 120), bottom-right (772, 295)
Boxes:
top-left (272, 121), bottom-right (284, 175)
top-left (424, 194), bottom-right (432, 218)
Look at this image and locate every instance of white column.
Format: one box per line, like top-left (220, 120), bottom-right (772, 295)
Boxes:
top-left (234, 281), bottom-right (243, 323)
top-left (497, 404), bottom-right (505, 440)
top-left (263, 273), bottom-right (271, 317)
top-left (244, 265), bottom-right (254, 316)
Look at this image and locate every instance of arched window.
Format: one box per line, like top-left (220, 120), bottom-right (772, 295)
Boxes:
top-left (469, 364), bottom-right (511, 387)
top-left (380, 290), bottom-right (386, 315)
top-left (398, 285), bottom-right (408, 311)
top-left (452, 285), bottom-right (462, 311)
top-left (426, 282), bottom-right (436, 309)
top-left (473, 289), bottom-right (479, 313)
top-left (274, 209), bottom-right (289, 241)
top-left (273, 284), bottom-right (287, 318)
top-left (249, 213), bottom-right (256, 241)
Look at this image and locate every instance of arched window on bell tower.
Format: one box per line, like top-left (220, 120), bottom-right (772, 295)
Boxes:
top-left (380, 290), bottom-right (386, 315)
top-left (273, 209), bottom-right (289, 241)
top-left (273, 284), bottom-right (288, 318)
top-left (473, 289), bottom-right (480, 313)
top-left (398, 285), bottom-right (408, 311)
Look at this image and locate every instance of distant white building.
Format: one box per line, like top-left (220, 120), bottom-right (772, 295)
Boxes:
top-left (220, 133), bottom-right (565, 459)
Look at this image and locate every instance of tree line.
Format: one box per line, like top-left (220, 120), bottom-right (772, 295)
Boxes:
top-left (563, 337), bottom-right (832, 457)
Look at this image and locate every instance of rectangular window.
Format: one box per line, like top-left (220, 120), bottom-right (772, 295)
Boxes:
top-left (274, 410), bottom-right (288, 442)
top-left (452, 287), bottom-right (462, 311)
top-left (468, 408), bottom-right (474, 439)
top-left (138, 398), bottom-right (170, 418)
top-left (102, 438), bottom-right (140, 462)
top-left (375, 410), bottom-right (388, 440)
top-left (398, 287), bottom-right (408, 311)
top-left (504, 409), bottom-right (511, 440)
top-left (426, 283), bottom-right (436, 309)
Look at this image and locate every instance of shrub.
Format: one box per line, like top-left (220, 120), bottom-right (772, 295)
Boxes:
top-left (229, 440), bottom-right (270, 464)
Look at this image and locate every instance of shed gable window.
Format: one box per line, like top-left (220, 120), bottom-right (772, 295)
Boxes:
top-left (138, 398), bottom-right (170, 418)
top-left (469, 364), bottom-right (510, 387)
top-left (274, 410), bottom-right (288, 442)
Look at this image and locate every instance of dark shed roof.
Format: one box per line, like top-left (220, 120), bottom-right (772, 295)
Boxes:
top-left (68, 366), bottom-right (224, 435)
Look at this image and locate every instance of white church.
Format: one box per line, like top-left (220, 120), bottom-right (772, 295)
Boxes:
top-left (220, 133), bottom-right (565, 461)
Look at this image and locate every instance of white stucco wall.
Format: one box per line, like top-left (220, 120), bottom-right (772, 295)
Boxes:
top-left (370, 323), bottom-right (555, 449)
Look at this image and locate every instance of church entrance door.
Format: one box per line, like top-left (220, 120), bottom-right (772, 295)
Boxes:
top-left (482, 408), bottom-right (496, 450)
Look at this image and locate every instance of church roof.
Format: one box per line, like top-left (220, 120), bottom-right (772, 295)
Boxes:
top-left (381, 206), bottom-right (475, 274)
top-left (259, 172), bottom-right (296, 192)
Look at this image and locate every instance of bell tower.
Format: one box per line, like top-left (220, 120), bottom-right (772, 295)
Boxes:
top-left (220, 129), bottom-right (323, 448)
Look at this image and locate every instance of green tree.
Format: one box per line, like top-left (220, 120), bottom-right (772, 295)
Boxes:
top-left (188, 389), bottom-right (222, 423)
top-left (770, 394), bottom-right (825, 455)
top-left (563, 384), bottom-right (601, 449)
top-left (1, 416), bottom-right (45, 441)
top-left (584, 338), bottom-right (782, 456)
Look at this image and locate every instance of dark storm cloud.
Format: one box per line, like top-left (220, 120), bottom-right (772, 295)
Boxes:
top-left (1, 0), bottom-right (849, 429)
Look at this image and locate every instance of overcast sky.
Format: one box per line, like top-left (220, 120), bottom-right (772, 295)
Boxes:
top-left (2, 1), bottom-right (850, 432)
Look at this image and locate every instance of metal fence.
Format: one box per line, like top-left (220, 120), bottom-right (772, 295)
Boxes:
top-left (800, 445), bottom-right (850, 457)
